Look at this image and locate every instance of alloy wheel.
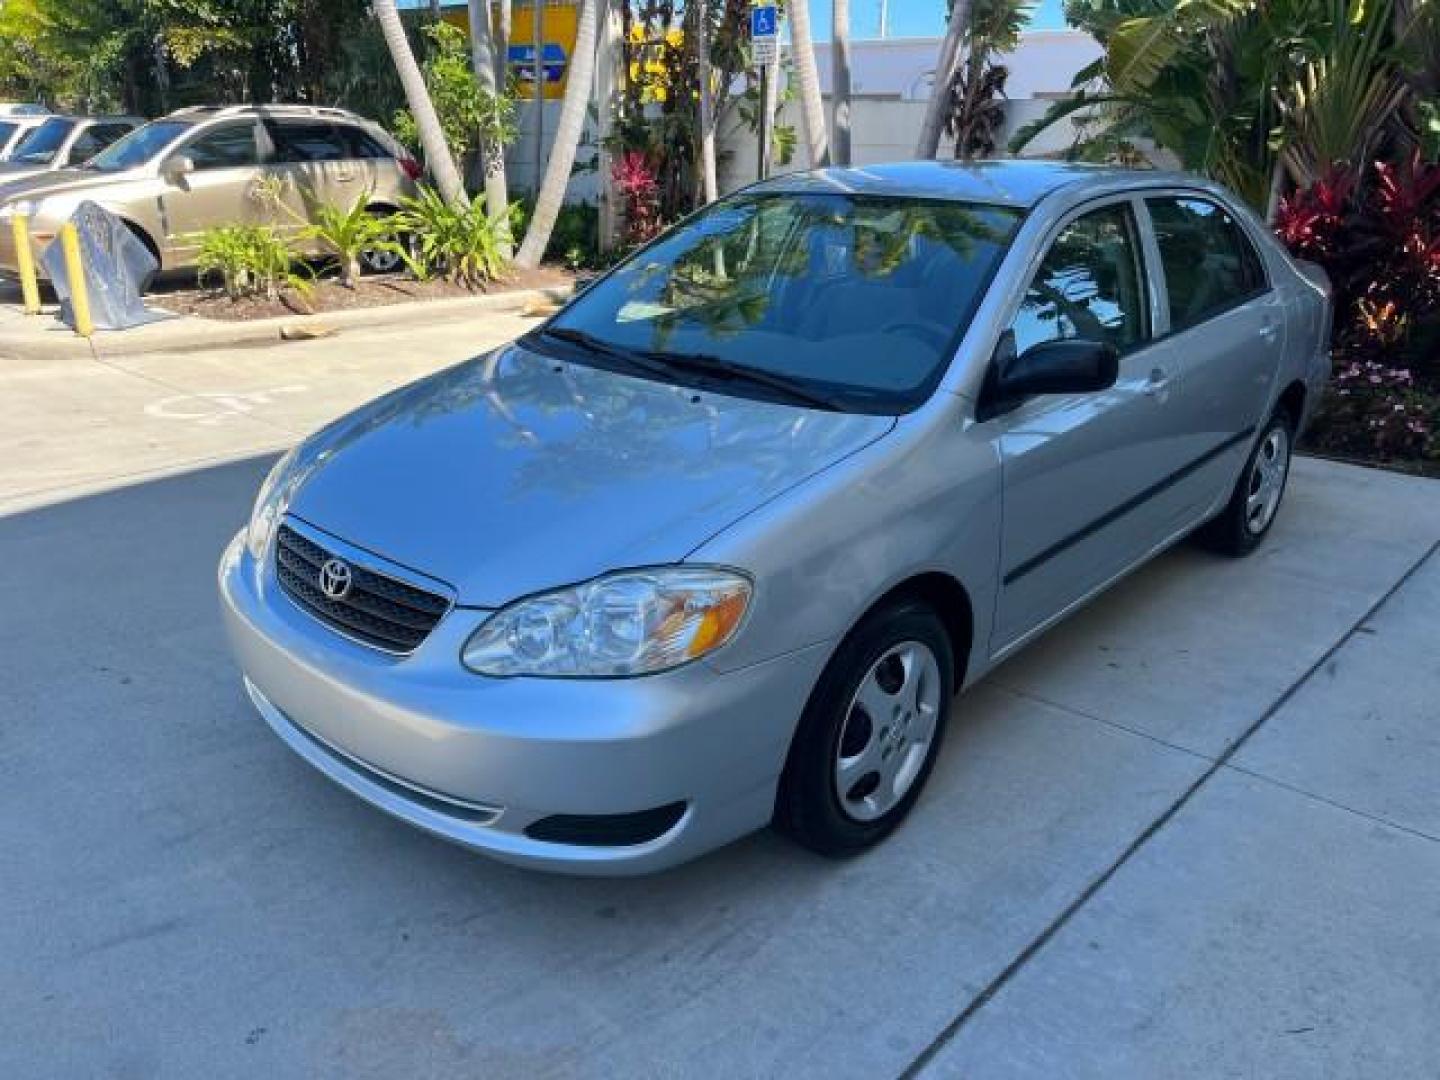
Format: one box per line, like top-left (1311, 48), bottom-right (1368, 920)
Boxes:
top-left (835, 641), bottom-right (942, 822)
top-left (1245, 425), bottom-right (1290, 535)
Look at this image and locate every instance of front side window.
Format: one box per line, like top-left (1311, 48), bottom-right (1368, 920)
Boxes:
top-left (184, 124), bottom-right (259, 170)
top-left (268, 122), bottom-right (348, 162)
top-left (1010, 203), bottom-right (1147, 355)
top-left (1147, 197), bottom-right (1266, 331)
top-left (540, 193), bottom-right (1021, 412)
top-left (11, 118), bottom-right (76, 165)
top-left (85, 120), bottom-right (191, 172)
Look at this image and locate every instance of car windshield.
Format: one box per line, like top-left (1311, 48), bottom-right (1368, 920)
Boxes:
top-left (11, 118), bottom-right (75, 164)
top-left (539, 192), bottom-right (1021, 413)
top-left (84, 119), bottom-right (191, 171)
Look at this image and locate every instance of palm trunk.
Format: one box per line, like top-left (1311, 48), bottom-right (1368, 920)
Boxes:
top-left (515, 0), bottom-right (601, 268)
top-left (916, 0), bottom-right (970, 159)
top-left (789, 0), bottom-right (828, 167)
top-left (468, 0), bottom-right (513, 257)
top-left (832, 0), bottom-right (852, 166)
top-left (496, 0), bottom-right (512, 87)
top-left (374, 0), bottom-right (469, 208)
top-left (696, 2), bottom-right (718, 202)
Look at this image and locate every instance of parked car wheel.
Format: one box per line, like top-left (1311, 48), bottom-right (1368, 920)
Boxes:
top-left (359, 210), bottom-right (406, 275)
top-left (776, 601), bottom-right (954, 856)
top-left (1200, 408), bottom-right (1295, 556)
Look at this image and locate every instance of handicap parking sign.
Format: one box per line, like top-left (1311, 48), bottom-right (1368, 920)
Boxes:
top-left (751, 5), bottom-right (778, 38)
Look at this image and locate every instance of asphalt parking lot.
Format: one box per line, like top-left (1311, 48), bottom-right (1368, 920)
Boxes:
top-left (2, 313), bottom-right (1438, 1078)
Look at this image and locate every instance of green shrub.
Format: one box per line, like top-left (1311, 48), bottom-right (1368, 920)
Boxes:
top-left (196, 225), bottom-right (312, 301)
top-left (394, 186), bottom-right (510, 287)
top-left (301, 196), bottom-right (402, 287)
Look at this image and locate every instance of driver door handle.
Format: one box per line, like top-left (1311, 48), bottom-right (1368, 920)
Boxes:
top-left (1143, 367), bottom-right (1170, 398)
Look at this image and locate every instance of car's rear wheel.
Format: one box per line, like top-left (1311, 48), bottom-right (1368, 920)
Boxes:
top-left (1199, 408), bottom-right (1294, 556)
top-left (776, 601), bottom-right (954, 856)
top-left (359, 209), bottom-right (406, 275)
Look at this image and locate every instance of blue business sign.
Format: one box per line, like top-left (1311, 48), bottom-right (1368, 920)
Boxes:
top-left (508, 43), bottom-right (568, 85)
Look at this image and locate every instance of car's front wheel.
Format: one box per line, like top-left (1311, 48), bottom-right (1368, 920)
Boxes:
top-left (1199, 408), bottom-right (1294, 556)
top-left (776, 601), bottom-right (954, 857)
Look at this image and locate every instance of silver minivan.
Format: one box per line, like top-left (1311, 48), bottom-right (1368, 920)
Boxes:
top-left (220, 162), bottom-right (1332, 875)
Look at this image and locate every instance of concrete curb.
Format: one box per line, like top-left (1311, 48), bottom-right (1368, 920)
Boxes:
top-left (0, 285), bottom-right (571, 361)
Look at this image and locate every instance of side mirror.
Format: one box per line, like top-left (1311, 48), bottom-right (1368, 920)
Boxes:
top-left (161, 154), bottom-right (195, 184)
top-left (996, 336), bottom-right (1119, 399)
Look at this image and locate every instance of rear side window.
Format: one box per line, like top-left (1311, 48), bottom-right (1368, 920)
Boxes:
top-left (269, 122), bottom-right (349, 162)
top-left (1147, 197), bottom-right (1266, 331)
top-left (1011, 203), bottom-right (1149, 355)
top-left (185, 124), bottom-right (259, 170)
top-left (335, 124), bottom-right (392, 160)
top-left (0, 122), bottom-right (17, 150)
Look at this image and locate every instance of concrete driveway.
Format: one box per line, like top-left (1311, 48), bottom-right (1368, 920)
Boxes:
top-left (2, 315), bottom-right (1438, 1078)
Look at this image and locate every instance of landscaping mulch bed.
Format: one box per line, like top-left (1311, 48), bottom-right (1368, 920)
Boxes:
top-left (154, 265), bottom-right (574, 321)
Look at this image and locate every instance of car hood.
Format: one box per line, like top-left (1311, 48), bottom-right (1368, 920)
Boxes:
top-left (0, 167), bottom-right (125, 203)
top-left (287, 344), bottom-right (895, 607)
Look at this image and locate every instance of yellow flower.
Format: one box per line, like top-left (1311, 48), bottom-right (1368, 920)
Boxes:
top-left (628, 23), bottom-right (645, 41)
top-left (653, 85), bottom-right (668, 102)
top-left (628, 61), bottom-right (640, 80)
top-left (665, 28), bottom-right (684, 48)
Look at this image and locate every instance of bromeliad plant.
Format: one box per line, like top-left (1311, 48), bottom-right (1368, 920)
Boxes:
top-left (394, 185), bottom-right (511, 287)
top-left (300, 195), bottom-right (404, 289)
top-left (196, 224), bottom-right (313, 302)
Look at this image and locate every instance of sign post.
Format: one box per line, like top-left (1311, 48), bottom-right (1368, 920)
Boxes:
top-left (750, 4), bottom-right (778, 181)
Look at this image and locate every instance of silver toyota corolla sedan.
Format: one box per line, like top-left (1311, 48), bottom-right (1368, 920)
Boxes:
top-left (220, 162), bottom-right (1332, 874)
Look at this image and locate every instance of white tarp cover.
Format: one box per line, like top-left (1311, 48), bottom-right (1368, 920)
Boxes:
top-left (40, 201), bottom-right (168, 331)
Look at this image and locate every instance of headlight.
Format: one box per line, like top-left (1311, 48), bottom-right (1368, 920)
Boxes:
top-left (245, 446), bottom-right (301, 561)
top-left (462, 568), bottom-right (752, 678)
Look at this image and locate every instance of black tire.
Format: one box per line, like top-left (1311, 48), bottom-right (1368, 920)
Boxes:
top-left (1198, 407), bottom-right (1295, 556)
top-left (358, 209), bottom-right (406, 275)
top-left (775, 600), bottom-right (955, 857)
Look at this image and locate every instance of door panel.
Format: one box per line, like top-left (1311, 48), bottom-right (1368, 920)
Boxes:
top-left (990, 200), bottom-right (1195, 650)
top-left (1143, 196), bottom-right (1285, 511)
top-left (160, 122), bottom-right (264, 265)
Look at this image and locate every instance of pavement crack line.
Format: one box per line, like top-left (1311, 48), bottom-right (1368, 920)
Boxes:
top-left (897, 537), bottom-right (1440, 1079)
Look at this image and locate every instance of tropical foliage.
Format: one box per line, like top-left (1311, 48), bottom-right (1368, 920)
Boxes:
top-left (946, 0), bottom-right (1032, 159)
top-left (1275, 156), bottom-right (1440, 462)
top-left (1014, 0), bottom-right (1439, 212)
top-left (395, 185), bottom-right (512, 285)
top-left (299, 195), bottom-right (404, 289)
top-left (196, 223), bottom-right (312, 301)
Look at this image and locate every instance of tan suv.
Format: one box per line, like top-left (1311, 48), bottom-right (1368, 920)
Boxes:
top-left (0, 104), bottom-right (420, 278)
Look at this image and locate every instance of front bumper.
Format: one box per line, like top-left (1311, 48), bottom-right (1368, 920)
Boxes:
top-left (218, 531), bottom-right (830, 874)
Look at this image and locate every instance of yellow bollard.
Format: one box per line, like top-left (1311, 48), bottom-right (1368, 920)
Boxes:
top-left (11, 213), bottom-right (41, 315)
top-left (58, 221), bottom-right (93, 338)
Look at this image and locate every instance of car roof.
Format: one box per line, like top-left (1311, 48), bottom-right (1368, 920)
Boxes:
top-left (748, 160), bottom-right (1211, 210)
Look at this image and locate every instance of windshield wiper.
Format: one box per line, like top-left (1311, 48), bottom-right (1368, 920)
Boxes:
top-left (533, 326), bottom-right (674, 379)
top-left (534, 327), bottom-right (843, 411)
top-left (639, 350), bottom-right (844, 411)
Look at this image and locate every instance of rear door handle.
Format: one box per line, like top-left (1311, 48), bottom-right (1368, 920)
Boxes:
top-left (1143, 367), bottom-right (1170, 398)
top-left (1259, 321), bottom-right (1280, 343)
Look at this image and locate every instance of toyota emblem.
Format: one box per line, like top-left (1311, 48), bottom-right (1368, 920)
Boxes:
top-left (318, 558), bottom-right (353, 600)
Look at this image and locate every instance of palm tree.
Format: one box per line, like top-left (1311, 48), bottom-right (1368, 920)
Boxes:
top-left (916, 0), bottom-right (972, 158)
top-left (788, 0), bottom-right (829, 167)
top-left (374, 0), bottom-right (469, 208)
top-left (468, 0), bottom-right (513, 256)
top-left (696, 0), bottom-right (718, 201)
top-left (832, 0), bottom-right (853, 165)
top-left (515, 0), bottom-right (602, 268)
top-left (495, 0), bottom-right (512, 86)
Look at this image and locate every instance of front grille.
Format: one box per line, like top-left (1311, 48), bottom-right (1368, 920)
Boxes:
top-left (275, 523), bottom-right (450, 653)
